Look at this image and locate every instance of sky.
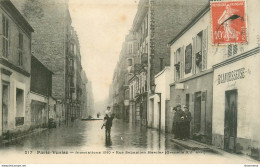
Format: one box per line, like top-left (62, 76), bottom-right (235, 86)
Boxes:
top-left (68, 0), bottom-right (139, 103)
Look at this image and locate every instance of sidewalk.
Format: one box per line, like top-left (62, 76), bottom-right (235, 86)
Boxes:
top-left (171, 138), bottom-right (259, 163)
top-left (0, 128), bottom-right (48, 146)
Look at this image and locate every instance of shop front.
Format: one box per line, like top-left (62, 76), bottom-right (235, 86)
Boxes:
top-left (212, 53), bottom-right (260, 156)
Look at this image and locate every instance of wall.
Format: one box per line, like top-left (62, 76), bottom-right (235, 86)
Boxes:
top-left (150, 0), bottom-right (208, 85)
top-left (169, 72), bottom-right (213, 143)
top-left (212, 54), bottom-right (260, 151)
top-left (0, 67), bottom-right (31, 135)
top-left (11, 0), bottom-right (69, 100)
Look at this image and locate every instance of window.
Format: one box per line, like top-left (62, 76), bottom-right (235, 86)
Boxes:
top-left (195, 31), bottom-right (203, 72)
top-left (128, 43), bottom-right (133, 54)
top-left (74, 45), bottom-right (77, 55)
top-left (16, 88), bottom-right (24, 126)
top-left (18, 33), bottom-right (23, 66)
top-left (160, 58), bottom-right (164, 71)
top-left (127, 58), bottom-right (133, 66)
top-left (228, 44), bottom-right (238, 57)
top-left (174, 48), bottom-right (181, 81)
top-left (2, 14), bottom-right (9, 58)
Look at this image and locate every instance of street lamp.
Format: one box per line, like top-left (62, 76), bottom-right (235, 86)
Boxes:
top-left (151, 83), bottom-right (162, 133)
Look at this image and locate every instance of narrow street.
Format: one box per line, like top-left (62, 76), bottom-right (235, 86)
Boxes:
top-left (0, 119), bottom-right (258, 163)
top-left (0, 119), bottom-right (185, 152)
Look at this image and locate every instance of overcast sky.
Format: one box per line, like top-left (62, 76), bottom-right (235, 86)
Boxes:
top-left (69, 0), bottom-right (139, 103)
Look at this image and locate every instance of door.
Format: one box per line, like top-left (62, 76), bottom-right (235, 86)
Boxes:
top-left (151, 99), bottom-right (154, 128)
top-left (194, 92), bottom-right (201, 133)
top-left (224, 90), bottom-right (238, 152)
top-left (2, 84), bottom-right (9, 132)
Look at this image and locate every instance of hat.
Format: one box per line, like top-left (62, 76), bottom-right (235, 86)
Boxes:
top-left (183, 105), bottom-right (188, 108)
top-left (107, 106), bottom-right (111, 108)
top-left (176, 104), bottom-right (181, 108)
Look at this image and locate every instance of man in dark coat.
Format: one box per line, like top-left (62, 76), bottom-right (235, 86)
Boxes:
top-left (183, 105), bottom-right (192, 139)
top-left (173, 104), bottom-right (185, 140)
top-left (104, 112), bottom-right (115, 137)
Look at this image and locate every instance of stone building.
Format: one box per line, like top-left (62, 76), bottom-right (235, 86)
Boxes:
top-left (168, 3), bottom-right (213, 144)
top-left (81, 70), bottom-right (88, 119)
top-left (69, 28), bottom-right (83, 121)
top-left (0, 0), bottom-right (33, 138)
top-left (129, 0), bottom-right (208, 127)
top-left (11, 0), bottom-right (82, 125)
top-left (167, 0), bottom-right (260, 159)
top-left (111, 31), bottom-right (139, 120)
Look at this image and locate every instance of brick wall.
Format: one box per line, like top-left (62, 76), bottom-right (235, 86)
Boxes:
top-left (150, 0), bottom-right (208, 85)
top-left (11, 0), bottom-right (69, 100)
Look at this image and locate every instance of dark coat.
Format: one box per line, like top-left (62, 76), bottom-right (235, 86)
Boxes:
top-left (104, 115), bottom-right (114, 129)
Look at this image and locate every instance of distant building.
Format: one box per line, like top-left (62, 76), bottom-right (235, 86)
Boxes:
top-left (0, 0), bottom-right (33, 138)
top-left (111, 31), bottom-right (139, 121)
top-left (81, 70), bottom-right (88, 119)
top-left (70, 28), bottom-right (83, 121)
top-left (86, 81), bottom-right (94, 118)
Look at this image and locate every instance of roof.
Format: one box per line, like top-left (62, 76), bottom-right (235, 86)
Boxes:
top-left (167, 2), bottom-right (210, 46)
top-left (31, 55), bottom-right (54, 75)
top-left (0, 0), bottom-right (34, 34)
top-left (154, 66), bottom-right (172, 79)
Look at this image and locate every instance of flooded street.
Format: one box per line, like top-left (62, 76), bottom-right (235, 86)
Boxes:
top-left (0, 119), bottom-right (258, 164)
top-left (0, 119), bottom-right (184, 152)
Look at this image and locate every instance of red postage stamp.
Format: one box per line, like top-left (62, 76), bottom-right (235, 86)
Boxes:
top-left (211, 1), bottom-right (247, 45)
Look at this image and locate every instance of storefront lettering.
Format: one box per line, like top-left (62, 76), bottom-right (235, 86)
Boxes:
top-left (217, 67), bottom-right (245, 85)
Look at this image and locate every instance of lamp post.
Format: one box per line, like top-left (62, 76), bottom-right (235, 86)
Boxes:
top-left (151, 83), bottom-right (162, 133)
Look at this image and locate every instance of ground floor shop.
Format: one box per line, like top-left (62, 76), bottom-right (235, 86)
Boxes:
top-left (0, 66), bottom-right (31, 139)
top-left (168, 71), bottom-right (213, 144)
top-left (212, 51), bottom-right (260, 159)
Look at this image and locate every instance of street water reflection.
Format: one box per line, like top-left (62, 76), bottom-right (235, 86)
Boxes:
top-left (0, 119), bottom-right (184, 152)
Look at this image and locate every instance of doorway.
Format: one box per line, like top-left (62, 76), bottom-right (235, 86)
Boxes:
top-left (224, 89), bottom-right (238, 152)
top-left (2, 83), bottom-right (9, 132)
top-left (194, 92), bottom-right (201, 133)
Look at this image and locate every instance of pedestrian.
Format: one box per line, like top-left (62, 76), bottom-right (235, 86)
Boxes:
top-left (173, 104), bottom-right (185, 140)
top-left (183, 105), bottom-right (192, 140)
top-left (103, 106), bottom-right (114, 137)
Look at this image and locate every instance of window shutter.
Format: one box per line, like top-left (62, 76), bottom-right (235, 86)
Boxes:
top-left (180, 46), bottom-right (184, 79)
top-left (174, 51), bottom-right (176, 81)
top-left (202, 27), bottom-right (208, 71)
top-left (192, 37), bottom-right (196, 74)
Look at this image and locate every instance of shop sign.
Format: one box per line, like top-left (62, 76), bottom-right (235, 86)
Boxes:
top-left (175, 83), bottom-right (184, 90)
top-left (217, 67), bottom-right (245, 85)
top-left (211, 1), bottom-right (247, 44)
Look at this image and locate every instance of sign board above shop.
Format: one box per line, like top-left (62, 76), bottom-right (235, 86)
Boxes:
top-left (211, 1), bottom-right (247, 45)
top-left (175, 83), bottom-right (184, 90)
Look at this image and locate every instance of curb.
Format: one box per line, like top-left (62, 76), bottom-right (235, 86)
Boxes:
top-left (170, 139), bottom-right (212, 151)
top-left (0, 128), bottom-right (48, 146)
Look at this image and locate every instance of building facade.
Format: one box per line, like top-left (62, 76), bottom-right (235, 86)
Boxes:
top-left (211, 0), bottom-right (260, 157)
top-left (167, 0), bottom-right (260, 158)
top-left (130, 0), bottom-right (208, 128)
top-left (0, 0), bottom-right (33, 138)
top-left (111, 31), bottom-right (139, 120)
top-left (11, 0), bottom-right (84, 125)
top-left (30, 55), bottom-right (54, 128)
top-left (148, 67), bottom-right (173, 131)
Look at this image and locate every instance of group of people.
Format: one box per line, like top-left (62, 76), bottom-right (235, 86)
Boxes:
top-left (102, 105), bottom-right (192, 142)
top-left (172, 104), bottom-right (192, 140)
